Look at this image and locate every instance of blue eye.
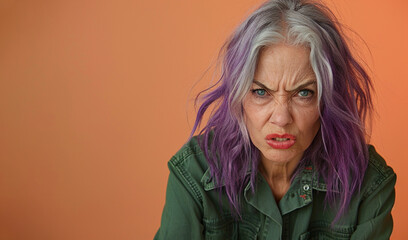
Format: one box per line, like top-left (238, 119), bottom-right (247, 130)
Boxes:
top-left (298, 89), bottom-right (313, 97)
top-left (253, 89), bottom-right (266, 96)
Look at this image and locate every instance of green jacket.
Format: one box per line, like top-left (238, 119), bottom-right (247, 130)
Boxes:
top-left (155, 137), bottom-right (396, 240)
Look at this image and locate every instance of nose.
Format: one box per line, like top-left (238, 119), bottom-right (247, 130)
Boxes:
top-left (269, 102), bottom-right (293, 127)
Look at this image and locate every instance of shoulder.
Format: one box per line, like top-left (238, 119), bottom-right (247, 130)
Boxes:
top-left (167, 136), bottom-right (210, 202)
top-left (361, 145), bottom-right (396, 199)
top-left (168, 136), bottom-right (209, 175)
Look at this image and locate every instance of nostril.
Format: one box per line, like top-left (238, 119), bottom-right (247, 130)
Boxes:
top-left (269, 106), bottom-right (293, 126)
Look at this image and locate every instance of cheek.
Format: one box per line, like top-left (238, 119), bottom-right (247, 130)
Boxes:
top-left (242, 97), bottom-right (255, 124)
top-left (242, 99), bottom-right (266, 140)
top-left (293, 106), bottom-right (320, 133)
top-left (243, 103), bottom-right (268, 131)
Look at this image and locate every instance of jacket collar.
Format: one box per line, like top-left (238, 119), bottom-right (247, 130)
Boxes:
top-left (200, 167), bottom-right (252, 191)
top-left (201, 164), bottom-right (328, 192)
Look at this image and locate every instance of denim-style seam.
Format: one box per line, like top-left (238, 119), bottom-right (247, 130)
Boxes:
top-left (262, 217), bottom-right (270, 239)
top-left (368, 161), bottom-right (393, 179)
top-left (363, 172), bottom-right (396, 200)
top-left (170, 139), bottom-right (204, 166)
top-left (368, 146), bottom-right (394, 178)
top-left (169, 155), bottom-right (204, 205)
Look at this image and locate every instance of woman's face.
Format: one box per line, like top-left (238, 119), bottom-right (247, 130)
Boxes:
top-left (243, 44), bottom-right (320, 167)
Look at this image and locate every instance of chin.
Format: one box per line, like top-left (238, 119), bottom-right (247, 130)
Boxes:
top-left (260, 145), bottom-right (305, 163)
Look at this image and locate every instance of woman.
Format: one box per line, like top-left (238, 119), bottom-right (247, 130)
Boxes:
top-left (155, 0), bottom-right (396, 239)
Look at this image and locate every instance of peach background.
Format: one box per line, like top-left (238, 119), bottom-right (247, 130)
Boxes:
top-left (0, 0), bottom-right (407, 239)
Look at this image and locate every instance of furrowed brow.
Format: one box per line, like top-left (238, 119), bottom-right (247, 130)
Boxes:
top-left (253, 80), bottom-right (275, 92)
top-left (286, 80), bottom-right (317, 92)
top-left (252, 80), bottom-right (316, 93)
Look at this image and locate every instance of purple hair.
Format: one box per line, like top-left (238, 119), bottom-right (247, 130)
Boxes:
top-left (191, 0), bottom-right (373, 223)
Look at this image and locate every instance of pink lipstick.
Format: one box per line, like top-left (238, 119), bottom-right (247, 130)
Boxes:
top-left (265, 133), bottom-right (296, 149)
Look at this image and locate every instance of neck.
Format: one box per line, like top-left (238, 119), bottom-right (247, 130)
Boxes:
top-left (259, 157), bottom-right (299, 202)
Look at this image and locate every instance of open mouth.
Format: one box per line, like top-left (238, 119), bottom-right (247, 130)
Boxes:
top-left (266, 134), bottom-right (296, 149)
top-left (272, 137), bottom-right (291, 142)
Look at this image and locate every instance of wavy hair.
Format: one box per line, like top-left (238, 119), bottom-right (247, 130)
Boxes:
top-left (191, 0), bottom-right (373, 223)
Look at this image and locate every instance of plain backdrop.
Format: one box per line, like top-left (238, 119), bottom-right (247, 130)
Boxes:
top-left (0, 0), bottom-right (407, 239)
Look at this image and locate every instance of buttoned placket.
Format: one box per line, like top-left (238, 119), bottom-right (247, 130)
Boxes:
top-left (244, 166), bottom-right (316, 239)
top-left (202, 164), bottom-right (328, 240)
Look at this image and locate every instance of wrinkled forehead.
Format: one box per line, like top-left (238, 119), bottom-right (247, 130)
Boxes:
top-left (254, 44), bottom-right (316, 88)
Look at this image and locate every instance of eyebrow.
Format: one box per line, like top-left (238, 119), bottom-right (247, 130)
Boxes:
top-left (253, 80), bottom-right (317, 93)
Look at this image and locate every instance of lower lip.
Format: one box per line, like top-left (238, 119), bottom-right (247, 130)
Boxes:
top-left (266, 139), bottom-right (296, 149)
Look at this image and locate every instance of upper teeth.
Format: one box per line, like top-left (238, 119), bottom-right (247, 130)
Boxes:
top-left (274, 138), bottom-right (290, 141)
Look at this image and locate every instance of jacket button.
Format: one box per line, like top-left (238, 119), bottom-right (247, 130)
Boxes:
top-left (303, 184), bottom-right (310, 191)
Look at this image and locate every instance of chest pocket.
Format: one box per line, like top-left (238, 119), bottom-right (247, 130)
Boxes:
top-left (299, 221), bottom-right (355, 240)
top-left (204, 214), bottom-right (261, 240)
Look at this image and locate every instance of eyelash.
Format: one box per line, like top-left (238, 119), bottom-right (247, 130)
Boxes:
top-left (251, 89), bottom-right (267, 97)
top-left (250, 88), bottom-right (315, 100)
top-left (297, 89), bottom-right (315, 98)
